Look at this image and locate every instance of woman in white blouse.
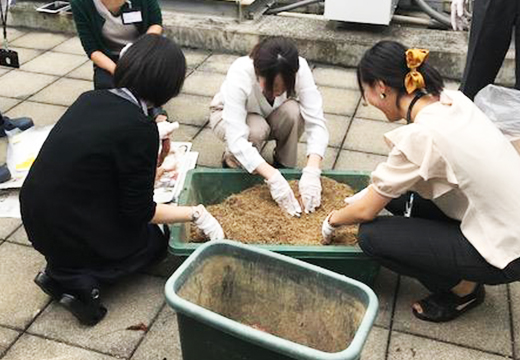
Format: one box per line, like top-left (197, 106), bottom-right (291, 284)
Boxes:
top-left (322, 41), bottom-right (520, 323)
top-left (210, 37), bottom-right (329, 216)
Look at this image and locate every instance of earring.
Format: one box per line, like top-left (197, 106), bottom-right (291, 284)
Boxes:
top-left (380, 93), bottom-right (386, 99)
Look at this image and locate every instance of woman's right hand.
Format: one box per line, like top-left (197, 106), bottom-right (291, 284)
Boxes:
top-left (193, 205), bottom-right (225, 241)
top-left (266, 170), bottom-right (302, 217)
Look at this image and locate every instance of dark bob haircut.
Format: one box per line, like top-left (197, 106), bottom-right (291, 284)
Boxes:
top-left (357, 40), bottom-right (444, 106)
top-left (250, 37), bottom-right (299, 98)
top-left (114, 34), bottom-right (186, 107)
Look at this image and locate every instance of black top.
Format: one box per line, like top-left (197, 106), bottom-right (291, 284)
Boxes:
top-left (20, 90), bottom-right (159, 268)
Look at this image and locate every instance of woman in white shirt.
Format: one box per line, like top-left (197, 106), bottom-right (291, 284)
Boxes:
top-left (322, 41), bottom-right (520, 323)
top-left (210, 37), bottom-right (329, 216)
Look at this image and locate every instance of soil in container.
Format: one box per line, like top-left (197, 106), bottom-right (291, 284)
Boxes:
top-left (178, 254), bottom-right (367, 353)
top-left (191, 177), bottom-right (358, 245)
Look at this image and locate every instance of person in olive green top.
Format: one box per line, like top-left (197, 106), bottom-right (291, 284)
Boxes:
top-left (71, 0), bottom-right (163, 89)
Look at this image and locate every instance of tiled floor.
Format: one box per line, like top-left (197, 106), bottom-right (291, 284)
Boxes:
top-left (0, 30), bottom-right (517, 360)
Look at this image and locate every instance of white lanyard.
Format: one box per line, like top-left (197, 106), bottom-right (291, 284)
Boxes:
top-left (110, 88), bottom-right (148, 116)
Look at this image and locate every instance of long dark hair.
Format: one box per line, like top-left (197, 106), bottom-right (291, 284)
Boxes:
top-left (357, 41), bottom-right (444, 106)
top-left (250, 37), bottom-right (299, 97)
top-left (114, 34), bottom-right (186, 107)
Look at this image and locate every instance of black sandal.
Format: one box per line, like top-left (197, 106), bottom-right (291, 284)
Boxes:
top-left (412, 284), bottom-right (485, 323)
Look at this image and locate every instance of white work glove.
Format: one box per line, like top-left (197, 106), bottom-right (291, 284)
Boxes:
top-left (321, 211), bottom-right (337, 245)
top-left (344, 187), bottom-right (369, 205)
top-left (157, 121), bottom-right (179, 140)
top-left (299, 167), bottom-right (322, 213)
top-left (266, 170), bottom-right (302, 217)
top-left (193, 205), bottom-right (224, 241)
top-left (451, 0), bottom-right (469, 31)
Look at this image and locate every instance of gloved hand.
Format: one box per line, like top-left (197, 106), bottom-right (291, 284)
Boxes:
top-left (299, 167), bottom-right (322, 213)
top-left (193, 205), bottom-right (225, 241)
top-left (157, 121), bottom-right (179, 139)
top-left (321, 211), bottom-right (337, 245)
top-left (451, 0), bottom-right (469, 31)
top-left (266, 170), bottom-right (302, 217)
top-left (344, 187), bottom-right (369, 205)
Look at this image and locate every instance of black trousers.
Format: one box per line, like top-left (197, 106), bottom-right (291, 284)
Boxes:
top-left (461, 0), bottom-right (520, 99)
top-left (358, 193), bottom-right (520, 293)
top-left (45, 224), bottom-right (169, 293)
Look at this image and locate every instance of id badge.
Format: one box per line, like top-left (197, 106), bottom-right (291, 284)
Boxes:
top-left (0, 48), bottom-right (19, 68)
top-left (121, 9), bottom-right (142, 24)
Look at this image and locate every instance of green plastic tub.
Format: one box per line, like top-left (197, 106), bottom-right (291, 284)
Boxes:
top-left (165, 240), bottom-right (379, 360)
top-left (170, 168), bottom-right (379, 285)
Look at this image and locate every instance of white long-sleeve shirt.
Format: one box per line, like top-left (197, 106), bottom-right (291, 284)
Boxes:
top-left (212, 56), bottom-right (329, 173)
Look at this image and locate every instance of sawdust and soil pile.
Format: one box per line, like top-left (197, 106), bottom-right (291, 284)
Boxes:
top-left (191, 177), bottom-right (359, 245)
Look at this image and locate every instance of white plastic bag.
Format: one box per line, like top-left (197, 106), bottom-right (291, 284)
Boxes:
top-left (474, 85), bottom-right (520, 141)
top-left (0, 125), bottom-right (53, 189)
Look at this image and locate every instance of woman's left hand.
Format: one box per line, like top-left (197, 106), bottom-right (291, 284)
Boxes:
top-left (299, 167), bottom-right (322, 213)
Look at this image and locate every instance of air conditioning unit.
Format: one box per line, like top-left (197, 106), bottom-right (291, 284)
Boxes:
top-left (324, 0), bottom-right (400, 25)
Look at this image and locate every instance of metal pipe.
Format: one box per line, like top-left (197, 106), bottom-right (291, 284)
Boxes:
top-left (265, 0), bottom-right (323, 15)
top-left (413, 0), bottom-right (452, 27)
top-left (392, 14), bottom-right (446, 28)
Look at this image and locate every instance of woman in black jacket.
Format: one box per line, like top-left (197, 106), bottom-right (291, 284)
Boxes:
top-left (20, 34), bottom-right (223, 326)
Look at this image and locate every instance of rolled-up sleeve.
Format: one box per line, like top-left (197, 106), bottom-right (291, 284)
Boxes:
top-left (296, 58), bottom-right (329, 158)
top-left (222, 61), bottom-right (265, 173)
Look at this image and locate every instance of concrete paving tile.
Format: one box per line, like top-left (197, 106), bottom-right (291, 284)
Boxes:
top-left (361, 326), bottom-right (388, 360)
top-left (199, 53), bottom-right (240, 74)
top-left (0, 326), bottom-right (20, 358)
top-left (388, 331), bottom-right (507, 360)
top-left (320, 86), bottom-right (360, 116)
top-left (313, 66), bottom-right (358, 89)
top-left (6, 225), bottom-right (30, 246)
top-left (191, 127), bottom-right (226, 167)
top-left (355, 103), bottom-right (388, 122)
top-left (343, 118), bottom-right (402, 155)
top-left (0, 218), bottom-right (21, 240)
top-left (0, 138), bottom-right (6, 163)
top-left (0, 96), bottom-right (21, 113)
top-left (182, 71), bottom-right (226, 98)
top-left (21, 52), bottom-right (88, 76)
top-left (6, 28), bottom-right (27, 42)
top-left (299, 113), bottom-right (350, 148)
top-left (28, 275), bottom-right (165, 358)
top-left (130, 306), bottom-right (181, 360)
top-left (52, 37), bottom-right (86, 55)
top-left (261, 141), bottom-right (338, 170)
top-left (334, 150), bottom-right (387, 172)
top-left (163, 93), bottom-right (212, 127)
top-left (183, 48), bottom-right (210, 70)
top-left (29, 78), bottom-right (93, 106)
top-left (0, 242), bottom-right (48, 329)
top-left (170, 124), bottom-right (201, 143)
top-left (393, 277), bottom-right (512, 356)
top-left (8, 47), bottom-right (45, 66)
top-left (10, 32), bottom-right (70, 50)
top-left (142, 254), bottom-right (184, 278)
top-left (373, 267), bottom-right (398, 328)
top-left (3, 334), bottom-right (119, 360)
top-left (510, 282), bottom-right (520, 356)
top-left (6, 101), bottom-right (67, 127)
top-left (67, 61), bottom-right (94, 81)
top-left (0, 67), bottom-right (11, 77)
top-left (0, 71), bottom-right (58, 99)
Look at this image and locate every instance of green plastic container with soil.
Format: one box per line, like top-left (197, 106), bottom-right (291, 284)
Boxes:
top-left (165, 240), bottom-right (379, 360)
top-left (169, 168), bottom-right (380, 285)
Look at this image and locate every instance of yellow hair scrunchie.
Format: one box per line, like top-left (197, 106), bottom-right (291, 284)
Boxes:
top-left (404, 49), bottom-right (429, 94)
